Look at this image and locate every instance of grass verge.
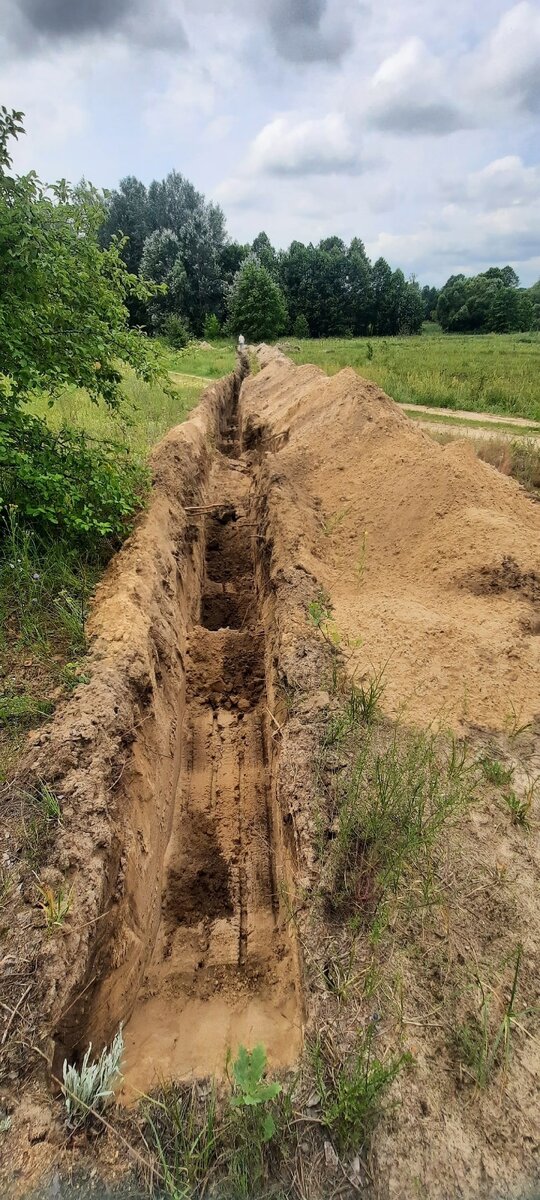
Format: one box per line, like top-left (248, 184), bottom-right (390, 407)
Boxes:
top-left (285, 332), bottom-right (540, 422)
top-left (1, 363), bottom-right (208, 784)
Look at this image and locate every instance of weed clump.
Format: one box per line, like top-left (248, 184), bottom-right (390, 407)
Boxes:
top-left (62, 1027), bottom-right (124, 1125)
top-left (454, 946), bottom-right (536, 1087)
top-left (322, 718), bottom-right (477, 927)
top-left (312, 1024), bottom-right (411, 1154)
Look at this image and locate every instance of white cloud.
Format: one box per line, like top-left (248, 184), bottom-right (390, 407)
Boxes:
top-left (369, 200), bottom-right (540, 278)
top-left (444, 156), bottom-right (540, 207)
top-left (473, 2), bottom-right (540, 113)
top-left (365, 37), bottom-right (468, 134)
top-left (4, 51), bottom-right (89, 175)
top-left (247, 112), bottom-right (360, 176)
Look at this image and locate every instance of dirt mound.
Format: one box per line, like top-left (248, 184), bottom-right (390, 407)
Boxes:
top-left (243, 350), bottom-right (540, 732)
top-left (240, 349), bottom-right (540, 1200)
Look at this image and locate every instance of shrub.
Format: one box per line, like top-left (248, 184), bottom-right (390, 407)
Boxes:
top-left (62, 1027), bottom-right (124, 1125)
top-left (292, 313), bottom-right (310, 338)
top-left (162, 313), bottom-right (190, 349)
top-left (203, 313), bottom-right (222, 340)
top-left (0, 410), bottom-right (149, 550)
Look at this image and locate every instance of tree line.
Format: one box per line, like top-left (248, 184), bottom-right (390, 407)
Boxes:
top-left (433, 268), bottom-right (540, 334)
top-left (101, 175), bottom-right (426, 342)
top-left (101, 174), bottom-right (540, 342)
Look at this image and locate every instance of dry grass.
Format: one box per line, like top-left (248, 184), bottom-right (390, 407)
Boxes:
top-left (431, 430), bottom-right (540, 495)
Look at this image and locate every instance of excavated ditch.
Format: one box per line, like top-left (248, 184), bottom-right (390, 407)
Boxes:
top-left (52, 375), bottom-right (302, 1100)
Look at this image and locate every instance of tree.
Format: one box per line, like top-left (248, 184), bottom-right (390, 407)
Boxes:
top-left (348, 238), bottom-right (373, 335)
top-left (436, 268), bottom-right (531, 333)
top-left (421, 285), bottom-right (439, 321)
top-left (100, 175), bottom-right (151, 274)
top-left (489, 285), bottom-right (521, 333)
top-left (528, 280), bottom-right (540, 329)
top-left (203, 313), bottom-right (221, 339)
top-left (252, 231), bottom-right (278, 276)
top-left (140, 228), bottom-right (187, 332)
top-left (227, 258), bottom-right (288, 342)
top-left (220, 241), bottom-right (249, 290)
top-left (293, 313), bottom-right (310, 338)
top-left (102, 170), bottom-right (227, 333)
top-left (0, 107), bottom-right (159, 545)
top-left (371, 258), bottom-right (395, 335)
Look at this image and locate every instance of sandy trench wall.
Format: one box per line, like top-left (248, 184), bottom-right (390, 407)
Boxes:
top-left (19, 369), bottom-right (244, 1067)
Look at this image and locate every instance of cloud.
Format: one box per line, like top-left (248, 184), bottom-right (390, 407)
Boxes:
top-left (475, 2), bottom-right (540, 113)
top-left (366, 37), bottom-right (468, 135)
top-left (267, 0), bottom-right (356, 64)
top-left (444, 156), bottom-right (540, 208)
top-left (2, 0), bottom-right (188, 56)
top-left (247, 112), bottom-right (361, 176)
top-left (369, 201), bottom-right (540, 280)
top-left (214, 175), bottom-right (273, 211)
top-left (0, 50), bottom-right (88, 174)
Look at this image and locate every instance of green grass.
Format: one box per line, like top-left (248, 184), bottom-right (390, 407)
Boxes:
top-left (1, 354), bottom-right (214, 783)
top-left (158, 338), bottom-right (237, 380)
top-left (312, 1025), bottom-right (410, 1154)
top-left (320, 683), bottom-right (478, 930)
top-left (29, 364), bottom-right (206, 457)
top-left (454, 945), bottom-right (536, 1087)
top-left (285, 333), bottom-right (540, 422)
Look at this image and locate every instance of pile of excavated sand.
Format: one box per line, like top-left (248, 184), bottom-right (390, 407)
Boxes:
top-left (244, 350), bottom-right (540, 732)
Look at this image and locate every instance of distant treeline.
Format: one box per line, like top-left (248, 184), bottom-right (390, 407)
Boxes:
top-left (100, 172), bottom-right (540, 343)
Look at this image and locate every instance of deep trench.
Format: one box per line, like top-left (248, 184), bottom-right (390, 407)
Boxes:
top-left (60, 379), bottom-right (302, 1099)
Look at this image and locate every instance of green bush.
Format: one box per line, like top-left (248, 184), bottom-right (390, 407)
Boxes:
top-left (0, 410), bottom-right (148, 550)
top-left (162, 314), bottom-right (190, 349)
top-left (203, 313), bottom-right (222, 340)
top-left (292, 313), bottom-right (310, 338)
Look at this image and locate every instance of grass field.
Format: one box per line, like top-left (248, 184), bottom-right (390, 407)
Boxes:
top-left (285, 330), bottom-right (540, 422)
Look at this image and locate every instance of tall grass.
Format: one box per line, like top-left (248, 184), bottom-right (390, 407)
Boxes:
top-left (158, 339), bottom-right (237, 380)
top-left (1, 360), bottom-right (208, 780)
top-left (30, 365), bottom-right (206, 458)
top-left (286, 332), bottom-right (540, 421)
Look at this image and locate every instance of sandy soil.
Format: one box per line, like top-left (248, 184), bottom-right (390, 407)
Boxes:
top-left (243, 349), bottom-right (540, 732)
top-left (120, 453), bottom-right (301, 1101)
top-left (2, 349), bottom-right (540, 1200)
top-left (240, 347), bottom-right (540, 1200)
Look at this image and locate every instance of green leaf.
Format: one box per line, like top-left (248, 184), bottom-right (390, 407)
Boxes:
top-left (262, 1113), bottom-right (275, 1142)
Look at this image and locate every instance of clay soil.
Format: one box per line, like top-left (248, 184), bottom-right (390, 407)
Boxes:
top-left (2, 349), bottom-right (540, 1200)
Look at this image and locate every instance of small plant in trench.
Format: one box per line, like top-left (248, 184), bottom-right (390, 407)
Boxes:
top-left (144, 1082), bottom-right (219, 1200)
top-left (35, 878), bottom-right (72, 929)
top-left (325, 724), bottom-right (477, 927)
top-left (348, 670), bottom-right (386, 725)
top-left (502, 788), bottom-right (533, 828)
top-left (62, 1026), bottom-right (124, 1125)
top-left (312, 1023), bottom-right (411, 1154)
top-left (230, 1044), bottom-right (281, 1141)
top-left (0, 866), bottom-right (15, 908)
top-left (39, 783), bottom-right (62, 823)
top-left (455, 945), bottom-right (536, 1087)
top-left (480, 756), bottom-right (513, 787)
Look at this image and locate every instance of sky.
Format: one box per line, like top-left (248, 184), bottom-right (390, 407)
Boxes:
top-left (1, 0), bottom-right (540, 285)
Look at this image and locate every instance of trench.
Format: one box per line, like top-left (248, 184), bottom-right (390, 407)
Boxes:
top-left (60, 377), bottom-right (302, 1101)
